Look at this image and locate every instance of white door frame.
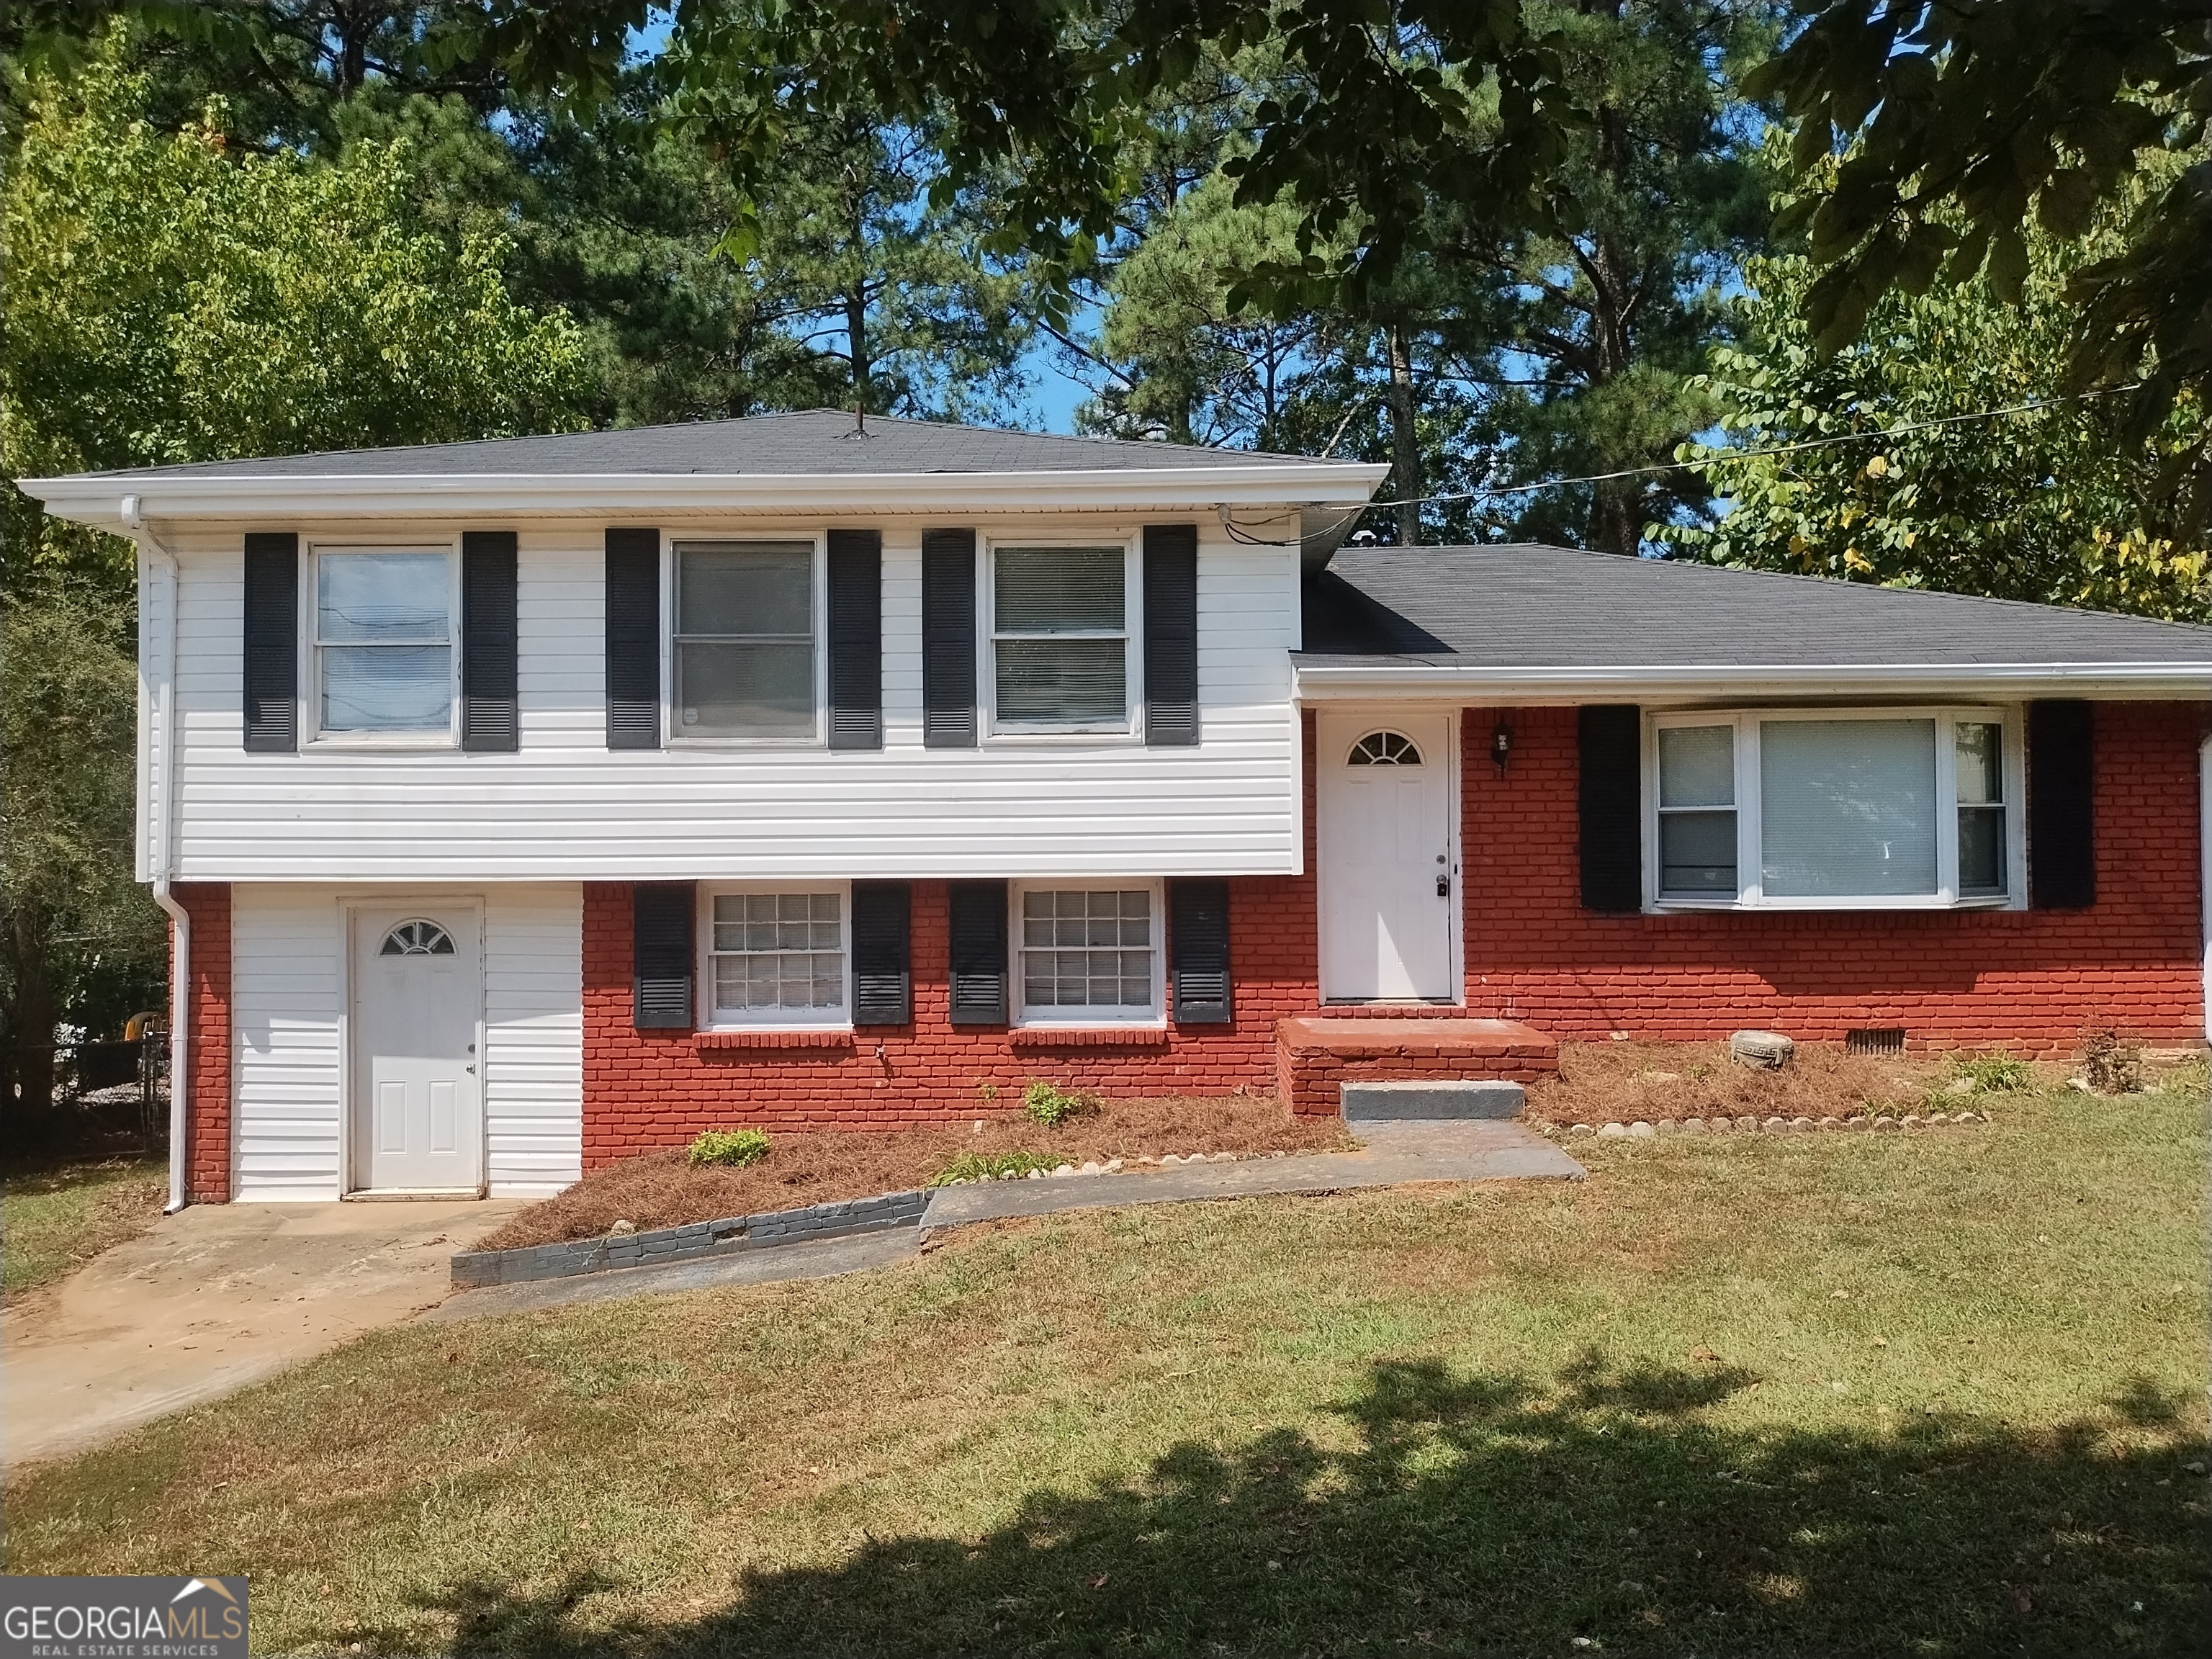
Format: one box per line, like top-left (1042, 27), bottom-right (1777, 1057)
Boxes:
top-left (336, 894), bottom-right (487, 1196)
top-left (1314, 706), bottom-right (1463, 1004)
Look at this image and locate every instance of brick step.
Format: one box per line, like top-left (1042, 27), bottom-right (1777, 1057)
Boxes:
top-left (1275, 1017), bottom-right (1558, 1118)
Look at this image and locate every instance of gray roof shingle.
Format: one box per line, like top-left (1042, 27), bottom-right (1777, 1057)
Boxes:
top-left (68, 409), bottom-right (1330, 481)
top-left (1301, 543), bottom-right (2212, 667)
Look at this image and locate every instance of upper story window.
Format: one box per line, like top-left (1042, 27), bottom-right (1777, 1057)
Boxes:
top-left (990, 544), bottom-right (1133, 733)
top-left (314, 547), bottom-right (456, 738)
top-left (1650, 707), bottom-right (2019, 909)
top-left (673, 540), bottom-right (818, 741)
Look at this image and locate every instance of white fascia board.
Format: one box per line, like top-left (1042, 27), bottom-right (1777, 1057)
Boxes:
top-left (21, 462), bottom-right (1390, 530)
top-left (1292, 660), bottom-right (2212, 702)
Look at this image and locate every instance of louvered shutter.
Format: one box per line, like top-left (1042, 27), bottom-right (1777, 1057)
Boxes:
top-left (1143, 523), bottom-right (1200, 746)
top-left (241, 532), bottom-right (299, 752)
top-left (922, 528), bottom-right (978, 747)
top-left (1578, 705), bottom-right (1643, 913)
top-left (851, 880), bottom-right (912, 1024)
top-left (461, 531), bottom-right (518, 752)
top-left (1169, 878), bottom-right (1231, 1023)
top-left (946, 878), bottom-right (1007, 1024)
top-left (632, 883), bottom-right (695, 1029)
top-left (605, 528), bottom-right (660, 750)
top-left (827, 529), bottom-right (884, 750)
top-left (2028, 700), bottom-right (2095, 909)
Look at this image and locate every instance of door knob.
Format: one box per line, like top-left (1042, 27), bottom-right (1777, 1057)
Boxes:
top-left (1436, 875), bottom-right (1449, 898)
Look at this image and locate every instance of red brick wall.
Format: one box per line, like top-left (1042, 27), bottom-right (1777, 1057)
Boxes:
top-left (1459, 702), bottom-right (2208, 1054)
top-left (581, 875), bottom-right (1320, 1165)
top-left (171, 882), bottom-right (232, 1202)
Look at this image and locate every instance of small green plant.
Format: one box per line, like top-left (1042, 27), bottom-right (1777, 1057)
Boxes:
top-left (2079, 1029), bottom-right (2144, 1094)
top-left (686, 1128), bottom-right (770, 1167)
top-left (1022, 1079), bottom-right (1094, 1128)
top-left (1951, 1055), bottom-right (2033, 1093)
top-left (927, 1150), bottom-right (1063, 1187)
top-left (976, 1080), bottom-right (999, 1105)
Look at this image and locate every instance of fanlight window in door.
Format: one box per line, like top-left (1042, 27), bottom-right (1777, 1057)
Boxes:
top-left (379, 920), bottom-right (456, 957)
top-left (1347, 730), bottom-right (1423, 766)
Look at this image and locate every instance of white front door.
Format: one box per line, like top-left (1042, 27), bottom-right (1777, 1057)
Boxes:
top-left (351, 905), bottom-right (482, 1192)
top-left (1318, 711), bottom-right (1457, 1001)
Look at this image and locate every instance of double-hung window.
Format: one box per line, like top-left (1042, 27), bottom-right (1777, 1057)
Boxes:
top-left (313, 547), bottom-right (457, 739)
top-left (673, 540), bottom-right (819, 740)
top-left (990, 544), bottom-right (1134, 732)
top-left (1649, 708), bottom-right (2020, 909)
top-left (706, 886), bottom-right (849, 1025)
top-left (1014, 882), bottom-right (1161, 1023)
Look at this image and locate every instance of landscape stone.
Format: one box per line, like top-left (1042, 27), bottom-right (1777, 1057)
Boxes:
top-left (1570, 1123), bottom-right (1597, 1138)
top-left (1941, 1076), bottom-right (1979, 1097)
top-left (1791, 1116), bottom-right (1815, 1130)
top-left (1730, 1029), bottom-right (1796, 1070)
top-left (1598, 1122), bottom-right (1628, 1138)
top-left (1681, 1117), bottom-right (1707, 1133)
top-left (1846, 1115), bottom-right (1870, 1129)
top-left (1629, 1121), bottom-right (1657, 1138)
top-left (1901, 1115), bottom-right (1923, 1128)
top-left (1736, 1115), bottom-right (1760, 1131)
top-left (1653, 1118), bottom-right (1676, 1134)
top-left (608, 1220), bottom-right (637, 1236)
top-left (1925, 1112), bottom-right (1949, 1125)
top-left (1763, 1116), bottom-right (1788, 1132)
top-left (1874, 1115), bottom-right (1900, 1130)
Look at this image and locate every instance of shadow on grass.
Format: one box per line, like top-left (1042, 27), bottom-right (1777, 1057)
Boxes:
top-left (397, 1357), bottom-right (2206, 1658)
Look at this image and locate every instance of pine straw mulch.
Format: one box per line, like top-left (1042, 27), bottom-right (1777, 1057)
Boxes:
top-left (1523, 1039), bottom-right (2050, 1127)
top-left (480, 1094), bottom-right (1356, 1251)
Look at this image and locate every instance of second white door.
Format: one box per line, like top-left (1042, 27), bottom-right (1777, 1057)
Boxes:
top-left (1318, 711), bottom-right (1457, 1001)
top-left (351, 905), bottom-right (482, 1192)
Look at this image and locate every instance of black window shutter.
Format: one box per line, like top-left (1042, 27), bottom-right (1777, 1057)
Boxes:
top-left (946, 878), bottom-right (1007, 1024)
top-left (461, 531), bottom-right (518, 753)
top-left (1143, 523), bottom-right (1200, 746)
top-left (632, 882), bottom-right (695, 1030)
top-left (241, 531), bottom-right (299, 753)
top-left (1169, 878), bottom-right (1231, 1023)
top-left (827, 529), bottom-right (884, 750)
top-left (605, 527), bottom-right (660, 750)
top-left (2029, 700), bottom-right (2095, 909)
top-left (1578, 705), bottom-right (1643, 913)
top-left (922, 528), bottom-right (978, 748)
top-left (851, 880), bottom-right (912, 1024)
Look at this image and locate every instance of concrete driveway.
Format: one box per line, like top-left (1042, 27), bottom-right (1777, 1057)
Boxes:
top-left (4, 1198), bottom-right (520, 1470)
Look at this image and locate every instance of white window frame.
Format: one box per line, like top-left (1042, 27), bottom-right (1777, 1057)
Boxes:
top-left (1010, 877), bottom-right (1166, 1027)
top-left (663, 531), bottom-right (829, 748)
top-left (698, 880), bottom-right (853, 1030)
top-left (1642, 705), bottom-right (2028, 912)
top-left (302, 539), bottom-right (463, 750)
top-left (982, 534), bottom-right (1145, 742)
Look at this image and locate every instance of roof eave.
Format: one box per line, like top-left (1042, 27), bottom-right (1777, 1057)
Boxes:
top-left (20, 462), bottom-right (1390, 530)
top-left (1292, 660), bottom-right (2212, 702)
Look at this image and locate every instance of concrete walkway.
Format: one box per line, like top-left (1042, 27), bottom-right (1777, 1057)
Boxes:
top-left (4, 1198), bottom-right (519, 1469)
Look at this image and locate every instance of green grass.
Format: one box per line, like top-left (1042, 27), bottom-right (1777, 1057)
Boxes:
top-left (1, 1156), bottom-right (165, 1295)
top-left (5, 1089), bottom-right (2206, 1656)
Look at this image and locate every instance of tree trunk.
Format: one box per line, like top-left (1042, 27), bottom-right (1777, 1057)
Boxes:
top-left (2, 900), bottom-right (58, 1117)
top-left (1385, 323), bottom-right (1423, 545)
top-left (847, 285), bottom-right (871, 410)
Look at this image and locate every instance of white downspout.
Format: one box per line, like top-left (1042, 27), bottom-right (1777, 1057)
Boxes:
top-left (125, 495), bottom-right (190, 1213)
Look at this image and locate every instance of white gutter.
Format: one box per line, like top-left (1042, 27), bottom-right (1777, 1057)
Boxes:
top-left (20, 462), bottom-right (1390, 529)
top-left (1292, 660), bottom-right (2212, 703)
top-left (125, 495), bottom-right (190, 1214)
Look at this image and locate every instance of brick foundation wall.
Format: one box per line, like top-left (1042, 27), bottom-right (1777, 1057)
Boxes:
top-left (172, 882), bottom-right (232, 1202)
top-left (1458, 701), bottom-right (2209, 1055)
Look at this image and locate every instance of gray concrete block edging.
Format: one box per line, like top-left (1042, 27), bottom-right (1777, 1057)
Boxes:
top-left (449, 1189), bottom-right (929, 1289)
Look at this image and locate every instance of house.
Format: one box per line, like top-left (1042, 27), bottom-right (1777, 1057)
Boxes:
top-left (26, 411), bottom-right (2212, 1206)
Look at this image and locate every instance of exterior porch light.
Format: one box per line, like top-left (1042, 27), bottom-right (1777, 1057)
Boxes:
top-left (1491, 718), bottom-right (1514, 771)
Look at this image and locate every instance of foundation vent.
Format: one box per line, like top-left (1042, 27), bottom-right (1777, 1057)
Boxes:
top-left (1845, 1027), bottom-right (1907, 1056)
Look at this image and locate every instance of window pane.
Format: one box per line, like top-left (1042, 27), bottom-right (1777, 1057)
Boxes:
top-left (1658, 725), bottom-right (1734, 807)
top-left (678, 544), bottom-right (813, 636)
top-left (1959, 806), bottom-right (2007, 894)
top-left (711, 889), bottom-right (845, 1015)
top-left (1761, 719), bottom-right (1938, 896)
top-left (996, 638), bottom-right (1126, 725)
top-left (1020, 888), bottom-right (1153, 1007)
top-left (1956, 721), bottom-right (2003, 804)
top-left (318, 552), bottom-right (449, 642)
top-left (678, 641), bottom-right (813, 736)
top-left (320, 645), bottom-right (452, 732)
top-left (1659, 809), bottom-right (1737, 894)
top-left (996, 547), bottom-right (1125, 632)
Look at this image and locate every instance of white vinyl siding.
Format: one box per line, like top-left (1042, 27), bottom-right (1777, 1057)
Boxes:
top-left (230, 883), bottom-right (583, 1200)
top-left (155, 516), bottom-right (1302, 880)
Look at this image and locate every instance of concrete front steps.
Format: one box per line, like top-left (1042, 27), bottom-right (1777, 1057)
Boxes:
top-left (1275, 1017), bottom-right (1557, 1118)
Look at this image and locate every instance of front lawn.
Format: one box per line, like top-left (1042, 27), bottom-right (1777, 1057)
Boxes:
top-left (1, 1155), bottom-right (166, 1296)
top-left (4, 1085), bottom-right (2205, 1656)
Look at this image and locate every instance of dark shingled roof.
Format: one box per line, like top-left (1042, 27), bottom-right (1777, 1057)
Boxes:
top-left (1302, 543), bottom-right (2212, 667)
top-left (71, 409), bottom-right (1334, 481)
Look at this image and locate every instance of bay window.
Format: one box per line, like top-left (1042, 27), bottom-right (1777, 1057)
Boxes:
top-left (989, 544), bottom-right (1133, 732)
top-left (1648, 709), bottom-right (2020, 909)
